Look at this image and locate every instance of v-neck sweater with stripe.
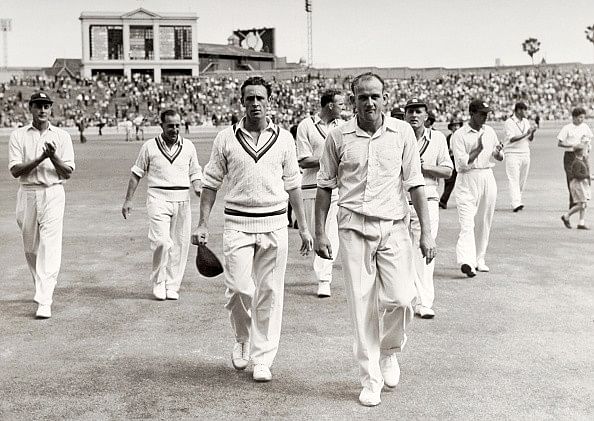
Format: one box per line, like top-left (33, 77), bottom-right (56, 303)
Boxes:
top-left (202, 123), bottom-right (302, 233)
top-left (131, 136), bottom-right (202, 201)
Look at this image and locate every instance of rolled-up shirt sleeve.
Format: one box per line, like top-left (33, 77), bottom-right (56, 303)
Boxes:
top-left (202, 132), bottom-right (227, 191)
top-left (295, 121), bottom-right (313, 161)
top-left (452, 131), bottom-right (470, 172)
top-left (131, 143), bottom-right (148, 178)
top-left (401, 124), bottom-right (425, 191)
top-left (283, 136), bottom-right (302, 190)
top-left (8, 130), bottom-right (22, 170)
top-left (188, 143), bottom-right (202, 183)
top-left (317, 130), bottom-right (339, 190)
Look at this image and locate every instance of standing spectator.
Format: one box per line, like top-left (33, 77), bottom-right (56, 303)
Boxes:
top-left (440, 118), bottom-right (463, 209)
top-left (315, 73), bottom-right (435, 406)
top-left (8, 92), bottom-right (75, 318)
top-left (191, 77), bottom-right (313, 383)
top-left (503, 102), bottom-right (537, 212)
top-left (122, 109), bottom-right (202, 300)
top-left (184, 117), bottom-right (190, 135)
top-left (77, 116), bottom-right (86, 143)
top-left (98, 115), bottom-right (107, 136)
top-left (452, 99), bottom-right (504, 277)
top-left (295, 89), bottom-right (345, 298)
top-left (557, 107), bottom-right (593, 209)
top-left (133, 114), bottom-right (145, 141)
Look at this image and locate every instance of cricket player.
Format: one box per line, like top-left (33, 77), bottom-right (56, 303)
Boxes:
top-left (452, 99), bottom-right (504, 277)
top-left (316, 73), bottom-right (435, 406)
top-left (191, 76), bottom-right (313, 383)
top-left (122, 109), bottom-right (202, 301)
top-left (503, 102), bottom-right (537, 212)
top-left (8, 92), bottom-right (75, 319)
top-left (404, 98), bottom-right (453, 319)
top-left (295, 89), bottom-right (345, 297)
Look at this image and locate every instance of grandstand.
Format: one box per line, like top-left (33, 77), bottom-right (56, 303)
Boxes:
top-left (2, 65), bottom-right (594, 129)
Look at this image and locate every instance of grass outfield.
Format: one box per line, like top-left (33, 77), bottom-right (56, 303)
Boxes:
top-left (0, 126), bottom-right (593, 419)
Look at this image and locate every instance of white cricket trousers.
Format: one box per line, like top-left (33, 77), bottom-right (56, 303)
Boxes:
top-left (505, 152), bottom-right (530, 209)
top-left (455, 169), bottom-right (497, 267)
top-left (338, 208), bottom-right (416, 394)
top-left (304, 195), bottom-right (339, 282)
top-left (223, 227), bottom-right (288, 368)
top-left (16, 184), bottom-right (65, 306)
top-left (146, 196), bottom-right (191, 293)
top-left (409, 200), bottom-right (439, 309)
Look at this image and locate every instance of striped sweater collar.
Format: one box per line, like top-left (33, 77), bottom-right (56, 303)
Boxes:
top-left (233, 118), bottom-right (280, 163)
top-left (155, 135), bottom-right (183, 164)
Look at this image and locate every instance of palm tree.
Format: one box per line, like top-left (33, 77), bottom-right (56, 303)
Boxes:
top-left (522, 38), bottom-right (541, 65)
top-left (585, 25), bottom-right (594, 62)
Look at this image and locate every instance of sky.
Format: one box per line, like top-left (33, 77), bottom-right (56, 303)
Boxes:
top-left (2, 0), bottom-right (594, 69)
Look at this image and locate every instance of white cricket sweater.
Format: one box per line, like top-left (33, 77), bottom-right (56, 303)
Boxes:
top-left (131, 135), bottom-right (202, 201)
top-left (202, 119), bottom-right (302, 233)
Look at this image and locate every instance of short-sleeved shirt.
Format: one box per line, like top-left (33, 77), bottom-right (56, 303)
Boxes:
top-left (295, 114), bottom-right (342, 198)
top-left (504, 115), bottom-right (532, 154)
top-left (8, 123), bottom-right (75, 186)
top-left (414, 128), bottom-right (453, 199)
top-left (318, 115), bottom-right (425, 221)
top-left (557, 122), bottom-right (593, 151)
top-left (451, 123), bottom-right (500, 173)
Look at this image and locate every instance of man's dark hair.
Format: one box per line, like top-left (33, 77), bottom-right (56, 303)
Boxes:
top-left (320, 89), bottom-right (342, 108)
top-left (572, 107), bottom-right (587, 118)
top-left (160, 109), bottom-right (179, 123)
top-left (240, 76), bottom-right (272, 99)
top-left (514, 102), bottom-right (528, 112)
top-left (350, 72), bottom-right (385, 95)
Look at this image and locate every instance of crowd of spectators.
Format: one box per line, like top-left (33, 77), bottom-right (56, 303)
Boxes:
top-left (1, 66), bottom-right (593, 129)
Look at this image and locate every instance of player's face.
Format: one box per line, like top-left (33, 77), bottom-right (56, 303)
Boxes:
top-left (405, 106), bottom-right (428, 130)
top-left (242, 85), bottom-right (269, 122)
top-left (330, 95), bottom-right (345, 119)
top-left (29, 102), bottom-right (52, 125)
top-left (161, 114), bottom-right (181, 141)
top-left (470, 110), bottom-right (488, 128)
top-left (573, 113), bottom-right (585, 125)
top-left (516, 108), bottom-right (527, 119)
top-left (352, 78), bottom-right (387, 125)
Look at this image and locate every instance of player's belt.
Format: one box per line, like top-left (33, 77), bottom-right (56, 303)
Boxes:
top-left (224, 207), bottom-right (287, 217)
top-left (149, 186), bottom-right (189, 190)
top-left (301, 184), bottom-right (318, 190)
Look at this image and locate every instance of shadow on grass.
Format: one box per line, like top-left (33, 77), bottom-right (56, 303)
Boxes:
top-left (121, 357), bottom-right (356, 403)
top-left (74, 286), bottom-right (154, 301)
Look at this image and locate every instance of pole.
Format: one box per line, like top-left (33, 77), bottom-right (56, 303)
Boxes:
top-left (0, 19), bottom-right (11, 69)
top-left (307, 8), bottom-right (313, 67)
